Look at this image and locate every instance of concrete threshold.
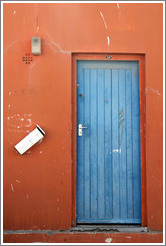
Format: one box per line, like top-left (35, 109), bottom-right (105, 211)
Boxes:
top-left (4, 226), bottom-right (153, 235)
top-left (70, 225), bottom-right (149, 233)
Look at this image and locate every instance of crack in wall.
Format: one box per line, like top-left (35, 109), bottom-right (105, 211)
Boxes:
top-left (36, 4), bottom-right (39, 35)
top-left (44, 30), bottom-right (70, 55)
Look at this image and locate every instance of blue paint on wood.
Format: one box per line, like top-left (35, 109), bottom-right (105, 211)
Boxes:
top-left (84, 69), bottom-right (90, 219)
top-left (76, 61), bottom-right (141, 224)
top-left (119, 69), bottom-right (127, 219)
top-left (104, 69), bottom-right (112, 218)
top-left (90, 69), bottom-right (98, 218)
top-left (112, 69), bottom-right (120, 219)
top-left (97, 69), bottom-right (105, 218)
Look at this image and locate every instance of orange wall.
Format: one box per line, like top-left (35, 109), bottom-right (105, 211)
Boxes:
top-left (3, 3), bottom-right (163, 231)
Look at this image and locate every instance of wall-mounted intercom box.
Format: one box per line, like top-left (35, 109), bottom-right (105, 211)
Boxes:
top-left (15, 125), bottom-right (45, 155)
top-left (31, 37), bottom-right (41, 55)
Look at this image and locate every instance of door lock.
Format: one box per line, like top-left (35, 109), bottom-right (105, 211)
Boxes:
top-left (78, 124), bottom-right (87, 136)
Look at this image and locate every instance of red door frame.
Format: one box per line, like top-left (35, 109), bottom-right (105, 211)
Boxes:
top-left (71, 53), bottom-right (146, 227)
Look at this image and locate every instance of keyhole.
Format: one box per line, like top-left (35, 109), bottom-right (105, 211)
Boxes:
top-left (79, 93), bottom-right (82, 97)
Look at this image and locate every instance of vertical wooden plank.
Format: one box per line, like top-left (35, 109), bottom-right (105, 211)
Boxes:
top-left (84, 69), bottom-right (90, 219)
top-left (126, 69), bottom-right (134, 219)
top-left (104, 69), bottom-right (112, 218)
top-left (112, 69), bottom-right (120, 218)
top-left (132, 64), bottom-right (142, 219)
top-left (90, 69), bottom-right (98, 218)
top-left (119, 69), bottom-right (127, 218)
top-left (76, 62), bottom-right (85, 219)
top-left (97, 69), bottom-right (105, 218)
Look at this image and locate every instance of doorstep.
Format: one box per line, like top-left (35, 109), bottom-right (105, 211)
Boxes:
top-left (3, 228), bottom-right (163, 243)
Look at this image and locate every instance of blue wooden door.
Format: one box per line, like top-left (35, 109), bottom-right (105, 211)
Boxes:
top-left (76, 60), bottom-right (142, 224)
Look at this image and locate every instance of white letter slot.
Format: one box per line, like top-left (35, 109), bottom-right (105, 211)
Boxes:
top-left (15, 125), bottom-right (45, 155)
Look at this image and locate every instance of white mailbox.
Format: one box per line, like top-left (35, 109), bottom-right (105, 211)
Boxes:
top-left (31, 37), bottom-right (41, 55)
top-left (15, 125), bottom-right (45, 155)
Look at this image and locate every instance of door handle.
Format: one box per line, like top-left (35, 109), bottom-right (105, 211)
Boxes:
top-left (78, 124), bottom-right (87, 136)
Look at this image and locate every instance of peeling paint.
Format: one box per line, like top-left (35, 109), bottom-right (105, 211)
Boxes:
top-left (116, 3), bottom-right (121, 15)
top-left (7, 113), bottom-right (33, 133)
top-left (26, 119), bottom-right (32, 127)
top-left (11, 184), bottom-right (14, 192)
top-left (107, 36), bottom-right (110, 46)
top-left (146, 87), bottom-right (162, 97)
top-left (112, 149), bottom-right (121, 153)
top-left (99, 11), bottom-right (107, 29)
top-left (8, 129), bottom-right (24, 133)
top-left (105, 238), bottom-right (112, 243)
top-left (25, 113), bottom-right (32, 117)
top-left (8, 123), bottom-right (18, 128)
top-left (7, 114), bottom-right (31, 121)
top-left (13, 10), bottom-right (16, 15)
top-left (15, 180), bottom-right (21, 183)
top-left (36, 4), bottom-right (39, 34)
